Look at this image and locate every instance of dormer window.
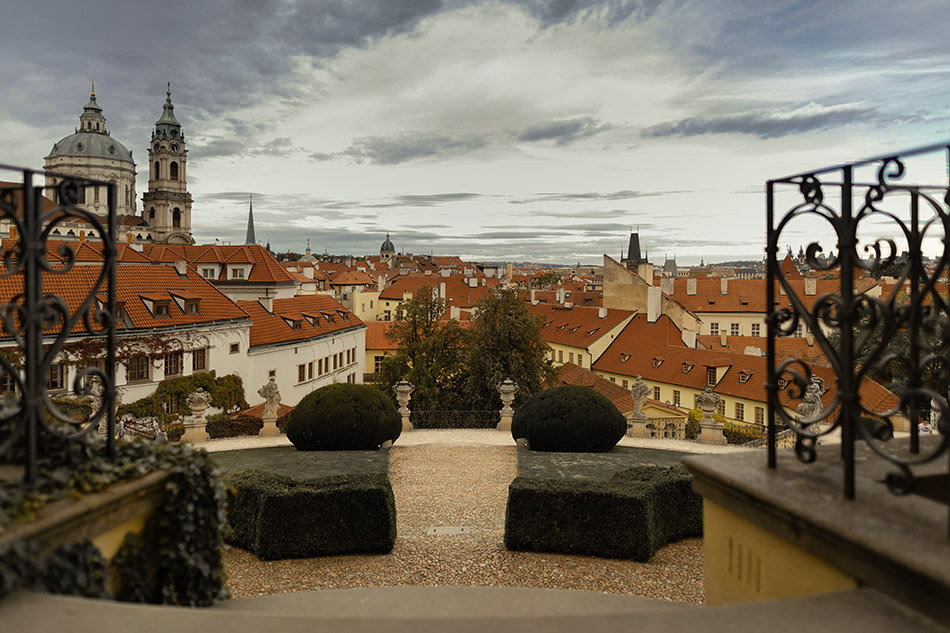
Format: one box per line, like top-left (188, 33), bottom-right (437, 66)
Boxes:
top-left (185, 300), bottom-right (199, 314)
top-left (293, 320), bottom-right (302, 330)
top-left (585, 328), bottom-right (599, 337)
top-left (620, 353), bottom-right (631, 363)
top-left (557, 324), bottom-right (567, 331)
top-left (652, 357), bottom-right (664, 369)
top-left (738, 370), bottom-right (753, 384)
top-left (707, 367), bottom-right (717, 386)
top-left (154, 302), bottom-right (170, 317)
top-left (682, 362), bottom-right (694, 374)
top-left (777, 378), bottom-right (788, 390)
top-left (570, 326), bottom-right (581, 333)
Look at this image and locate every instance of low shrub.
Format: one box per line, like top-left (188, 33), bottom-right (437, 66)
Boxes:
top-left (285, 383), bottom-right (401, 451)
top-left (504, 464), bottom-right (702, 561)
top-left (511, 385), bottom-right (625, 452)
top-left (723, 422), bottom-right (767, 445)
top-left (206, 414), bottom-right (262, 440)
top-left (223, 470), bottom-right (397, 560)
top-left (163, 423), bottom-right (184, 442)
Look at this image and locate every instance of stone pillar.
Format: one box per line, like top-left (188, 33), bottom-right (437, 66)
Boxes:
top-left (628, 375), bottom-right (651, 437)
top-left (496, 379), bottom-right (519, 431)
top-left (697, 386), bottom-right (726, 445)
top-left (393, 380), bottom-right (414, 432)
top-left (258, 378), bottom-right (282, 437)
top-left (183, 387), bottom-right (212, 443)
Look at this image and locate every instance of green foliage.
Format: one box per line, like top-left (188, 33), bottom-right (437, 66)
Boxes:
top-left (223, 470), bottom-right (396, 560)
top-left (512, 385), bottom-right (626, 452)
top-left (47, 396), bottom-right (93, 425)
top-left (685, 407), bottom-right (727, 440)
top-left (0, 438), bottom-right (228, 606)
top-left (529, 271), bottom-right (562, 289)
top-left (464, 287), bottom-right (557, 410)
top-left (505, 464), bottom-right (702, 561)
top-left (206, 413), bottom-right (262, 439)
top-left (377, 287), bottom-right (470, 411)
top-left (723, 422), bottom-right (767, 444)
top-left (117, 371), bottom-right (249, 425)
top-left (0, 540), bottom-right (108, 600)
top-left (285, 383), bottom-right (401, 451)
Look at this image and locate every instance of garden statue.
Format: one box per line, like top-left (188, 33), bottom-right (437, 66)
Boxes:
top-left (393, 380), bottom-right (414, 432)
top-left (115, 418), bottom-right (125, 441)
top-left (696, 385), bottom-right (726, 445)
top-left (183, 387), bottom-right (213, 443)
top-left (154, 427), bottom-right (168, 443)
top-left (628, 376), bottom-right (652, 437)
top-left (496, 379), bottom-right (519, 432)
top-left (258, 378), bottom-right (282, 437)
top-left (796, 376), bottom-right (825, 433)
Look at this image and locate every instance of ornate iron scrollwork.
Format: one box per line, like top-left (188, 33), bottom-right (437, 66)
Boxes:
top-left (0, 165), bottom-right (117, 483)
top-left (766, 144), bottom-right (950, 509)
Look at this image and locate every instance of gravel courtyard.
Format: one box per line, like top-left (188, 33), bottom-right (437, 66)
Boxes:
top-left (222, 443), bottom-right (705, 604)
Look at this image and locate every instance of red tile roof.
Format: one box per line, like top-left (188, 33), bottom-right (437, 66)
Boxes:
top-left (142, 244), bottom-right (296, 284)
top-left (237, 295), bottom-right (365, 347)
top-left (379, 274), bottom-right (499, 308)
top-left (530, 303), bottom-right (635, 350)
top-left (555, 362), bottom-right (635, 413)
top-left (365, 321), bottom-right (399, 350)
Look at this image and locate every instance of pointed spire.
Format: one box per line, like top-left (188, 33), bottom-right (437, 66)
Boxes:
top-left (244, 194), bottom-right (256, 245)
top-left (154, 81), bottom-right (182, 138)
top-left (91, 76), bottom-right (96, 97)
top-left (80, 81), bottom-right (106, 133)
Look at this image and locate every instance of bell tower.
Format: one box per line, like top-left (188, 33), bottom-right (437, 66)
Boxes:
top-left (143, 83), bottom-right (194, 244)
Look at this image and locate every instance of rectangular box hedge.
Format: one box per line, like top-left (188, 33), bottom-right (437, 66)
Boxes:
top-left (223, 470), bottom-right (396, 560)
top-left (504, 464), bottom-right (702, 562)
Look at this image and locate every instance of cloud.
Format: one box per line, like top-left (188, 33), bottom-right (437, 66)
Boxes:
top-left (508, 0), bottom-right (664, 28)
top-left (509, 189), bottom-right (667, 204)
top-left (515, 116), bottom-right (613, 145)
top-left (640, 101), bottom-right (924, 140)
top-left (338, 131), bottom-right (491, 165)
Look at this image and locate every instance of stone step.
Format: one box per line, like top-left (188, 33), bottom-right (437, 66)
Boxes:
top-left (1, 587), bottom-right (945, 633)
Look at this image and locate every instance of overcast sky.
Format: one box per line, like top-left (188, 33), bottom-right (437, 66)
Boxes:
top-left (3, 0), bottom-right (949, 265)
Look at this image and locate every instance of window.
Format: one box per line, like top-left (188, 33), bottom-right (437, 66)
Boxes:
top-left (164, 351), bottom-right (183, 376)
top-left (185, 301), bottom-right (199, 314)
top-left (231, 268), bottom-right (245, 279)
top-left (1, 371), bottom-right (16, 394)
top-left (153, 161), bottom-right (160, 180)
top-left (375, 355), bottom-right (385, 373)
top-left (735, 403), bottom-right (744, 421)
top-left (170, 161), bottom-right (179, 181)
top-left (673, 390), bottom-right (680, 407)
top-left (622, 379), bottom-right (629, 389)
top-left (154, 302), bottom-right (170, 317)
top-left (609, 377), bottom-right (615, 383)
top-left (653, 386), bottom-right (661, 401)
top-left (730, 323), bottom-right (740, 337)
top-left (569, 352), bottom-right (574, 363)
top-left (165, 394), bottom-right (180, 415)
top-left (755, 407), bottom-right (765, 424)
top-left (717, 400), bottom-right (725, 416)
top-left (795, 323), bottom-right (803, 337)
top-left (707, 367), bottom-right (717, 386)
top-left (173, 208), bottom-right (181, 228)
top-left (192, 348), bottom-right (207, 371)
top-left (230, 343), bottom-right (240, 354)
top-left (48, 363), bottom-right (65, 390)
top-left (558, 350), bottom-right (563, 362)
top-left (308, 362), bottom-right (314, 380)
top-left (128, 355), bottom-right (149, 382)
top-left (149, 207), bottom-right (155, 220)
top-left (751, 323), bottom-right (760, 337)
top-left (333, 354), bottom-right (339, 370)
top-left (202, 268), bottom-right (215, 278)
top-left (710, 323), bottom-right (719, 335)
top-left (298, 364), bottom-right (306, 383)
top-left (268, 369), bottom-right (276, 379)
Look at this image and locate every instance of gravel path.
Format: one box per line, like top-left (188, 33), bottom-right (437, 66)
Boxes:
top-left (223, 444), bottom-right (704, 604)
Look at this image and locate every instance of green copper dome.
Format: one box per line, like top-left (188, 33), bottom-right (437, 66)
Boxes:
top-left (46, 132), bottom-right (134, 163)
top-left (153, 83), bottom-right (182, 139)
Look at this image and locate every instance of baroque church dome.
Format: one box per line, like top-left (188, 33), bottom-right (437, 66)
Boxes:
top-left (46, 92), bottom-right (134, 164)
top-left (380, 233), bottom-right (395, 255)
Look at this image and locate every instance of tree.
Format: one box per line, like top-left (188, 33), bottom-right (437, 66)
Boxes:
top-left (529, 271), bottom-right (562, 289)
top-left (463, 287), bottom-right (556, 409)
top-left (377, 287), bottom-right (469, 411)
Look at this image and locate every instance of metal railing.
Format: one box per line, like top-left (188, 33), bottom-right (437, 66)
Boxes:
top-left (766, 143), bottom-right (950, 509)
top-left (0, 166), bottom-right (118, 483)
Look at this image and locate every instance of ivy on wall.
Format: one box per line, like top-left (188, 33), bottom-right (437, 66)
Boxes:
top-left (117, 371), bottom-right (249, 426)
top-left (0, 438), bottom-right (229, 606)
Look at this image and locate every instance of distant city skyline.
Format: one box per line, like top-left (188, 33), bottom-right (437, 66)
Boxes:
top-left (3, 1), bottom-right (949, 265)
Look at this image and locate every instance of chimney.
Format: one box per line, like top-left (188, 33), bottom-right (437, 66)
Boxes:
top-left (440, 282), bottom-right (446, 299)
top-left (79, 230), bottom-right (86, 243)
top-left (637, 262), bottom-right (654, 285)
top-left (720, 331), bottom-right (727, 347)
top-left (506, 262), bottom-right (513, 279)
top-left (805, 278), bottom-right (817, 296)
top-left (173, 260), bottom-right (188, 277)
top-left (744, 346), bottom-right (763, 356)
top-left (450, 305), bottom-right (461, 320)
top-left (647, 286), bottom-right (661, 323)
top-left (425, 269), bottom-right (432, 276)
top-left (441, 269), bottom-right (450, 278)
top-left (598, 307), bottom-right (608, 319)
top-left (564, 301), bottom-right (573, 308)
top-left (806, 332), bottom-right (815, 346)
top-left (469, 277), bottom-right (478, 288)
top-left (556, 288), bottom-right (566, 304)
top-left (8, 226), bottom-right (16, 240)
top-left (682, 329), bottom-right (697, 348)
top-left (720, 277), bottom-right (728, 295)
top-left (531, 289), bottom-right (536, 303)
top-left (259, 297), bottom-right (273, 313)
top-left (687, 277), bottom-right (697, 295)
top-left (378, 275), bottom-right (385, 293)
top-left (661, 276), bottom-right (674, 296)
top-left (304, 267), bottom-right (314, 279)
top-left (482, 278), bottom-right (486, 287)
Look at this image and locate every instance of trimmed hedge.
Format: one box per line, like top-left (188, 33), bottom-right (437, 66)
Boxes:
top-left (223, 470), bottom-right (396, 560)
top-left (207, 414), bottom-right (262, 440)
top-left (511, 385), bottom-right (626, 452)
top-left (285, 383), bottom-right (401, 451)
top-left (504, 464), bottom-right (702, 561)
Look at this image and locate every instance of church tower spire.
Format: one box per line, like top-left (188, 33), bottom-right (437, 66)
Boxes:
top-left (245, 195), bottom-right (256, 245)
top-left (143, 83), bottom-right (194, 244)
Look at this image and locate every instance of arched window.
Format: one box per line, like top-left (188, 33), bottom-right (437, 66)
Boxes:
top-left (170, 161), bottom-right (179, 181)
top-left (173, 208), bottom-right (181, 228)
top-left (148, 207), bottom-right (155, 219)
top-left (153, 161), bottom-right (160, 180)
top-left (125, 185), bottom-right (129, 207)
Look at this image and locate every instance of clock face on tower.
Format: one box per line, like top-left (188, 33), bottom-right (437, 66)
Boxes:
top-left (170, 142), bottom-right (180, 152)
top-left (153, 141), bottom-right (162, 152)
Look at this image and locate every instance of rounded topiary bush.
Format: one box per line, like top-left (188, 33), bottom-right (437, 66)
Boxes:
top-left (285, 383), bottom-right (401, 451)
top-left (511, 385), bottom-right (626, 452)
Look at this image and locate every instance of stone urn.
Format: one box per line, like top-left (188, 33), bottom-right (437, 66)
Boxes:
top-left (183, 387), bottom-right (213, 443)
top-left (393, 380), bottom-right (414, 432)
top-left (496, 379), bottom-right (519, 432)
top-left (697, 385), bottom-right (726, 445)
